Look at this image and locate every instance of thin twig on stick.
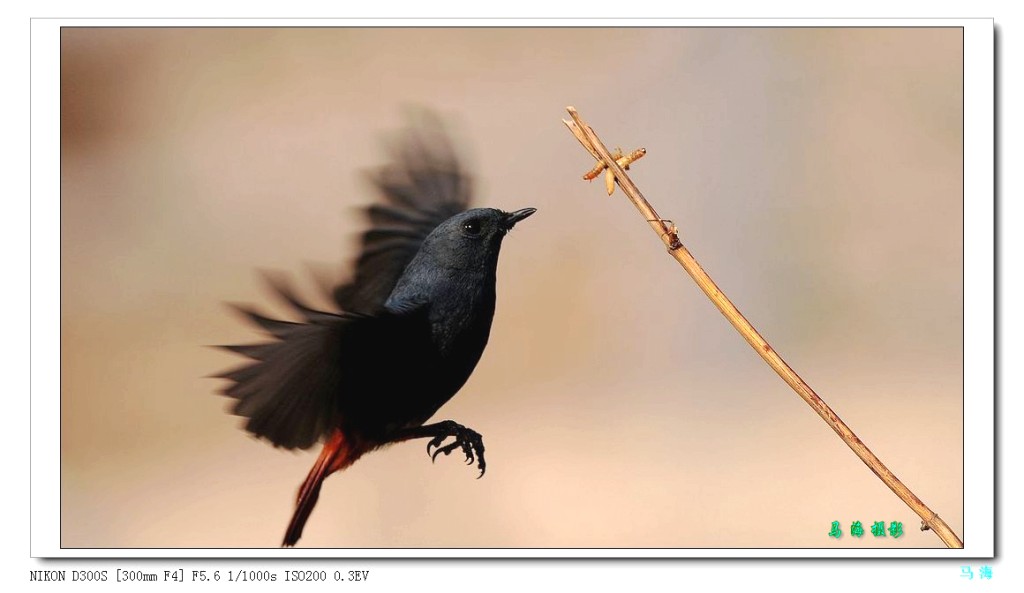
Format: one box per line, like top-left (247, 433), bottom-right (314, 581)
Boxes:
top-left (562, 106), bottom-right (964, 549)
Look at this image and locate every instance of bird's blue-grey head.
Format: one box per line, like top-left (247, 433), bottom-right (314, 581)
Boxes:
top-left (417, 207), bottom-right (537, 272)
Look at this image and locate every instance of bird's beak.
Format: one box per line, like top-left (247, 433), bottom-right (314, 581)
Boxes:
top-left (502, 207), bottom-right (537, 231)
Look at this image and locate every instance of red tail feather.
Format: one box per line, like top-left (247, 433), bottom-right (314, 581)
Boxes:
top-left (282, 430), bottom-right (363, 547)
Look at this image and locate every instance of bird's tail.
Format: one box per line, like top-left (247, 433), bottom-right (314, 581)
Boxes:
top-left (282, 430), bottom-right (363, 547)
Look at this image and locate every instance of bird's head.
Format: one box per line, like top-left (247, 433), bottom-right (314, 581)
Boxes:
top-left (420, 207), bottom-right (537, 272)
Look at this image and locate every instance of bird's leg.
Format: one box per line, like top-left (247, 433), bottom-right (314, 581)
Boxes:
top-left (389, 420), bottom-right (486, 478)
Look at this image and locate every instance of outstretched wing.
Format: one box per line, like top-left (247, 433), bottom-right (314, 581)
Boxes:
top-left (215, 275), bottom-right (426, 450)
top-left (332, 112), bottom-right (472, 314)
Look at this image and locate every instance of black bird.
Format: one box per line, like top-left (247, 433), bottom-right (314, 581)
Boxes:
top-left (214, 115), bottom-right (536, 547)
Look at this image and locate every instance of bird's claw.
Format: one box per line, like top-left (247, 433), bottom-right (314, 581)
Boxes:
top-left (424, 420), bottom-right (486, 478)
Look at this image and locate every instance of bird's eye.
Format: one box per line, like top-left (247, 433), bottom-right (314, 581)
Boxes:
top-left (462, 220), bottom-right (482, 236)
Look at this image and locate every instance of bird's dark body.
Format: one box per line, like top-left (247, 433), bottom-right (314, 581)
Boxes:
top-left (333, 263), bottom-right (498, 446)
top-left (215, 114), bottom-right (534, 547)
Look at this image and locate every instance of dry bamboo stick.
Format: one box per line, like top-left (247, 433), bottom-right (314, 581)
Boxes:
top-left (562, 106), bottom-right (963, 549)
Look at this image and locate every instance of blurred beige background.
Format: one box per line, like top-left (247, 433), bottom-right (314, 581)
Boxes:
top-left (60, 27), bottom-right (963, 549)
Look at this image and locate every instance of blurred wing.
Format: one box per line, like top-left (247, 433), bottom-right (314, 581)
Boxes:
top-left (333, 112), bottom-right (472, 313)
top-left (214, 276), bottom-right (424, 450)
